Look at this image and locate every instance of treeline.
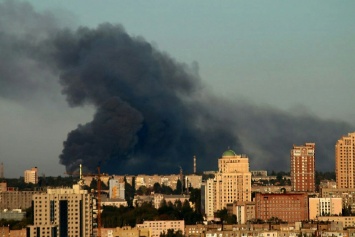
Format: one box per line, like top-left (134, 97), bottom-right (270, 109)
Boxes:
top-left (101, 199), bottom-right (203, 228)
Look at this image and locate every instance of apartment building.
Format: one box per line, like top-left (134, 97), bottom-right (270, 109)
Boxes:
top-left (255, 193), bottom-right (309, 222)
top-left (109, 179), bottom-right (125, 199)
top-left (24, 167), bottom-right (38, 184)
top-left (336, 132), bottom-right (355, 189)
top-left (153, 193), bottom-right (190, 209)
top-left (290, 143), bottom-right (315, 192)
top-left (320, 187), bottom-right (355, 212)
top-left (185, 174), bottom-right (202, 189)
top-left (136, 220), bottom-right (184, 237)
top-left (26, 184), bottom-right (93, 237)
top-left (309, 198), bottom-right (342, 219)
top-left (0, 190), bottom-right (42, 210)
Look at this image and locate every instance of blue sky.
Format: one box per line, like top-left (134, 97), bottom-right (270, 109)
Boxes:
top-left (1, 0), bottom-right (355, 177)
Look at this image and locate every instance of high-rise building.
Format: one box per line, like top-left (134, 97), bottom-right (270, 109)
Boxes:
top-left (202, 149), bottom-right (251, 220)
top-left (336, 132), bottom-right (355, 189)
top-left (290, 143), bottom-right (315, 192)
top-left (24, 167), bottom-right (38, 184)
top-left (26, 185), bottom-right (93, 237)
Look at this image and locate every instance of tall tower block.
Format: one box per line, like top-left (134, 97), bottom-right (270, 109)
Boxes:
top-left (336, 132), bottom-right (355, 188)
top-left (290, 143), bottom-right (315, 192)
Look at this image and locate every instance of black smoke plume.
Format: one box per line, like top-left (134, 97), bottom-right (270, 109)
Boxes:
top-left (0, 1), bottom-right (353, 174)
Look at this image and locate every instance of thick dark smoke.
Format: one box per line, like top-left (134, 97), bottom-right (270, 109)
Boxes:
top-left (0, 1), bottom-right (353, 174)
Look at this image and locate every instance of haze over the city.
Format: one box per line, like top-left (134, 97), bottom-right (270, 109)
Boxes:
top-left (0, 0), bottom-right (354, 178)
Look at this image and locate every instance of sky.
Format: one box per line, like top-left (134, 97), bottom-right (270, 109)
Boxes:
top-left (0, 0), bottom-right (354, 178)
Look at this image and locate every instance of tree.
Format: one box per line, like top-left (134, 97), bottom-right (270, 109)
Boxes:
top-left (174, 179), bottom-right (183, 194)
top-left (153, 183), bottom-right (162, 193)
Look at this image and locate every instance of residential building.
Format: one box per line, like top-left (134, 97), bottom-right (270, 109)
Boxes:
top-left (309, 198), bottom-right (342, 219)
top-left (109, 179), bottom-right (125, 199)
top-left (112, 226), bottom-right (150, 237)
top-left (320, 188), bottom-right (355, 213)
top-left (290, 143), bottom-right (315, 192)
top-left (231, 201), bottom-right (255, 224)
top-left (185, 174), bottom-right (202, 189)
top-left (153, 194), bottom-right (190, 209)
top-left (201, 178), bottom-right (215, 220)
top-left (135, 174), bottom-right (181, 191)
top-left (136, 220), bottom-right (184, 237)
top-left (317, 216), bottom-right (355, 229)
top-left (255, 193), bottom-right (309, 222)
top-left (26, 184), bottom-right (93, 237)
top-left (0, 182), bottom-right (6, 192)
top-left (336, 132), bottom-right (355, 189)
top-left (0, 190), bottom-right (42, 210)
top-left (24, 167), bottom-right (38, 184)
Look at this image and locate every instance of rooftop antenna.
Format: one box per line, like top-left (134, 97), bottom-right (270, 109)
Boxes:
top-left (193, 155), bottom-right (196, 174)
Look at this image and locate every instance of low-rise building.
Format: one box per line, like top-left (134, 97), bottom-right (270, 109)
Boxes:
top-left (137, 220), bottom-right (184, 237)
top-left (309, 198), bottom-right (342, 219)
top-left (112, 226), bottom-right (150, 237)
top-left (255, 193), bottom-right (308, 223)
top-left (154, 194), bottom-right (190, 209)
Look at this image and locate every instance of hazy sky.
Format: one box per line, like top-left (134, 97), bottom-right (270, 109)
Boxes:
top-left (1, 0), bottom-right (354, 178)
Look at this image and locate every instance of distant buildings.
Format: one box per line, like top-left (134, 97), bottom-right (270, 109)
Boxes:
top-left (290, 143), bottom-right (315, 192)
top-left (109, 179), bottom-right (125, 199)
top-left (336, 132), bottom-right (355, 189)
top-left (24, 167), bottom-right (38, 184)
top-left (0, 190), bottom-right (42, 210)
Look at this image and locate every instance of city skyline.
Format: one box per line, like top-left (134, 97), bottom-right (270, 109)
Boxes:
top-left (0, 0), bottom-right (355, 177)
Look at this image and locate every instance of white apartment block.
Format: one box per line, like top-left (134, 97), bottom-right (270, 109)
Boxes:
top-left (26, 184), bottom-right (93, 237)
top-left (309, 198), bottom-right (342, 220)
top-left (24, 167), bottom-right (38, 184)
top-left (137, 220), bottom-right (184, 237)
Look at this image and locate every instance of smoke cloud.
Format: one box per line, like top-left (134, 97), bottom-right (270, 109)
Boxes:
top-left (0, 1), bottom-right (353, 174)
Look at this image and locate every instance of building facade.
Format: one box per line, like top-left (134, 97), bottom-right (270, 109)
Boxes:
top-left (309, 198), bottom-right (342, 219)
top-left (336, 132), bottom-right (355, 189)
top-left (0, 191), bottom-right (42, 210)
top-left (290, 143), bottom-right (315, 192)
top-left (109, 179), bottom-right (125, 199)
top-left (26, 185), bottom-right (93, 237)
top-left (136, 220), bottom-right (184, 237)
top-left (255, 193), bottom-right (309, 222)
top-left (24, 167), bottom-right (38, 184)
